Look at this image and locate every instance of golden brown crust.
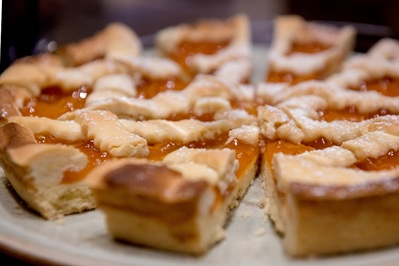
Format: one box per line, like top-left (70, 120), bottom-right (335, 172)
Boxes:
top-left (283, 192), bottom-right (399, 256)
top-left (0, 122), bottom-right (36, 149)
top-left (57, 23), bottom-right (142, 66)
top-left (85, 147), bottom-right (241, 254)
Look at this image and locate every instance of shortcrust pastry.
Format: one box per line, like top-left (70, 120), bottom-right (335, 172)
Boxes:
top-left (258, 50), bottom-right (399, 256)
top-left (266, 15), bottom-right (355, 84)
top-left (0, 15), bottom-right (260, 254)
top-left (155, 14), bottom-right (252, 83)
top-left (1, 13), bottom-right (399, 259)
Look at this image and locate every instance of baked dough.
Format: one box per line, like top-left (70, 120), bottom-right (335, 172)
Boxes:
top-left (266, 15), bottom-right (355, 84)
top-left (2, 14), bottom-right (399, 259)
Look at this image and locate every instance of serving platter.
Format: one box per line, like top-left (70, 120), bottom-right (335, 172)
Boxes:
top-left (0, 46), bottom-right (398, 266)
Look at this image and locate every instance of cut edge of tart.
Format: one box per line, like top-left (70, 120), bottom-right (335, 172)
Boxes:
top-left (262, 129), bottom-right (399, 256)
top-left (0, 122), bottom-right (95, 220)
top-left (84, 145), bottom-right (259, 254)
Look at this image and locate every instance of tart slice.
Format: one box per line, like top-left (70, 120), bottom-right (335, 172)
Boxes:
top-left (327, 39), bottom-right (399, 98)
top-left (270, 127), bottom-right (399, 256)
top-left (85, 147), bottom-right (238, 254)
top-left (155, 14), bottom-right (252, 84)
top-left (266, 15), bottom-right (355, 84)
top-left (0, 110), bottom-right (149, 220)
top-left (258, 77), bottom-right (399, 256)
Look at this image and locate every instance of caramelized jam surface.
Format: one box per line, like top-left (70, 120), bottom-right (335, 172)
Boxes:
top-left (21, 86), bottom-right (90, 119)
top-left (147, 133), bottom-right (259, 179)
top-left (168, 39), bottom-right (230, 75)
top-left (136, 77), bottom-right (188, 99)
top-left (36, 135), bottom-right (111, 184)
top-left (349, 77), bottom-right (399, 97)
top-left (353, 150), bottom-right (399, 171)
top-left (318, 106), bottom-right (393, 122)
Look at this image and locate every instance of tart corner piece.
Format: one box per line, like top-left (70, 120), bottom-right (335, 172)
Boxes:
top-left (266, 15), bottom-right (356, 84)
top-left (0, 122), bottom-right (94, 220)
top-left (85, 147), bottom-right (245, 254)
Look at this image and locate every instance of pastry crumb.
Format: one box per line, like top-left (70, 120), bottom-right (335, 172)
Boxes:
top-left (258, 196), bottom-right (267, 208)
top-left (240, 210), bottom-right (252, 221)
top-left (254, 227), bottom-right (266, 237)
top-left (56, 218), bottom-right (65, 226)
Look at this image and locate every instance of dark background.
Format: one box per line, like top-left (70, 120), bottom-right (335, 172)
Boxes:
top-left (2, 0), bottom-right (399, 72)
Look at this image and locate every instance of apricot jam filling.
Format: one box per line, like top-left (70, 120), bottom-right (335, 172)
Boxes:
top-left (287, 41), bottom-right (331, 55)
top-left (263, 138), bottom-right (334, 167)
top-left (349, 77), bottom-right (399, 97)
top-left (266, 71), bottom-right (321, 85)
top-left (352, 150), bottom-right (399, 171)
top-left (266, 41), bottom-right (331, 84)
top-left (20, 78), bottom-right (189, 119)
top-left (168, 39), bottom-right (230, 75)
top-left (265, 139), bottom-right (399, 173)
top-left (35, 134), bottom-right (112, 184)
top-left (21, 86), bottom-right (90, 119)
top-left (136, 77), bottom-right (188, 99)
top-left (317, 106), bottom-right (393, 122)
top-left (147, 133), bottom-right (259, 179)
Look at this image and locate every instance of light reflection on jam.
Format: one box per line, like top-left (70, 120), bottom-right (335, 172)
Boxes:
top-left (21, 86), bottom-right (90, 119)
top-left (318, 106), bottom-right (393, 122)
top-left (349, 77), bottom-right (399, 97)
top-left (353, 150), bottom-right (399, 171)
top-left (136, 77), bottom-right (188, 99)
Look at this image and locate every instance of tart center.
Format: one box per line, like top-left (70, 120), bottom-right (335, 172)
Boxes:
top-left (353, 150), bottom-right (399, 171)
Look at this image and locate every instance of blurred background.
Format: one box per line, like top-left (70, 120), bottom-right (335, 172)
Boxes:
top-left (2, 0), bottom-right (399, 72)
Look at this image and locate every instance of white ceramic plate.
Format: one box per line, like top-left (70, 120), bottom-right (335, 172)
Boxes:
top-left (0, 46), bottom-right (398, 266)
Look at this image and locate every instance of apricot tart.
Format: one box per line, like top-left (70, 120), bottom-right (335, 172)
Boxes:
top-left (0, 15), bottom-right (261, 254)
top-left (2, 13), bottom-right (399, 259)
top-left (258, 67), bottom-right (399, 256)
top-left (266, 15), bottom-right (355, 84)
top-left (155, 14), bottom-right (252, 84)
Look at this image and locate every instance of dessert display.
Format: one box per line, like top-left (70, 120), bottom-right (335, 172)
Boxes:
top-left (0, 13), bottom-right (399, 261)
